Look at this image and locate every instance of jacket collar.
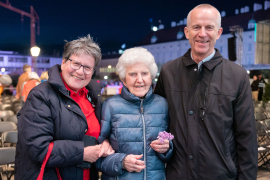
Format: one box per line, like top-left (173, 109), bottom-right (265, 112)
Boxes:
top-left (120, 85), bottom-right (154, 104)
top-left (182, 48), bottom-right (222, 71)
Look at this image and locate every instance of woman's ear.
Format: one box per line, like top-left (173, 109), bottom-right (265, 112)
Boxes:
top-left (121, 78), bottom-right (126, 87)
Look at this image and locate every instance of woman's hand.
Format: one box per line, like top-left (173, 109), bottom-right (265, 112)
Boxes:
top-left (99, 139), bottom-right (115, 157)
top-left (150, 139), bottom-right (170, 153)
top-left (83, 144), bottom-right (102, 163)
top-left (122, 154), bottom-right (146, 172)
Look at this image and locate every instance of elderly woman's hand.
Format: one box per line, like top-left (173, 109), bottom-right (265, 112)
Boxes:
top-left (150, 139), bottom-right (170, 154)
top-left (122, 154), bottom-right (146, 172)
top-left (98, 139), bottom-right (115, 157)
top-left (83, 144), bottom-right (102, 163)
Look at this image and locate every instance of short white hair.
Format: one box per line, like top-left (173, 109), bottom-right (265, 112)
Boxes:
top-left (187, 4), bottom-right (221, 29)
top-left (116, 47), bottom-right (158, 81)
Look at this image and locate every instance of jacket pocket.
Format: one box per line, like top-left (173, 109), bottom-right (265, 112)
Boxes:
top-left (224, 140), bottom-right (237, 177)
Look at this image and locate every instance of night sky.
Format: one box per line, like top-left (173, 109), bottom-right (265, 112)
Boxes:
top-left (0, 0), bottom-right (266, 56)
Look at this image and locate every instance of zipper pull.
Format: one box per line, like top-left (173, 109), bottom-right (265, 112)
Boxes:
top-left (141, 106), bottom-right (144, 114)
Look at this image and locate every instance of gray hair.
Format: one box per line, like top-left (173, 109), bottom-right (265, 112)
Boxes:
top-left (116, 47), bottom-right (158, 81)
top-left (62, 34), bottom-right (101, 67)
top-left (187, 4), bottom-right (221, 29)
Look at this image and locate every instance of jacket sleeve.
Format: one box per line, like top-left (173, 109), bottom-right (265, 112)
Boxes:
top-left (96, 153), bottom-right (127, 176)
top-left (234, 71), bottom-right (258, 180)
top-left (18, 89), bottom-right (84, 168)
top-left (97, 100), bottom-right (111, 144)
top-left (96, 100), bottom-right (128, 175)
top-left (157, 140), bottom-right (173, 163)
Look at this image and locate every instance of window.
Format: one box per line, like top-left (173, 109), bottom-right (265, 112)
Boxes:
top-left (248, 44), bottom-right (252, 52)
top-left (220, 47), bottom-right (223, 53)
top-left (0, 57), bottom-right (3, 62)
top-left (99, 67), bottom-right (116, 73)
top-left (36, 58), bottom-right (50, 63)
top-left (8, 57), bottom-right (27, 62)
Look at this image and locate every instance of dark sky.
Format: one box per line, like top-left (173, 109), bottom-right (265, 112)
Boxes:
top-left (0, 0), bottom-right (265, 56)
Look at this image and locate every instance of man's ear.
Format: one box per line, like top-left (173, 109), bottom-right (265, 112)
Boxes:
top-left (216, 27), bottom-right (223, 40)
top-left (184, 27), bottom-right (190, 39)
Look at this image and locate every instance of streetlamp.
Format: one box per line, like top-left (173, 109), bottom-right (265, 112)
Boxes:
top-left (30, 46), bottom-right (40, 72)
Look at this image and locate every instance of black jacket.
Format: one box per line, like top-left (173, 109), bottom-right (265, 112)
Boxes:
top-left (15, 65), bottom-right (101, 180)
top-left (155, 49), bottom-right (258, 180)
top-left (251, 80), bottom-right (259, 91)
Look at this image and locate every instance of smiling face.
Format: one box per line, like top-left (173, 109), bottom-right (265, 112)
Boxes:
top-left (61, 53), bottom-right (95, 92)
top-left (184, 8), bottom-right (223, 62)
top-left (123, 62), bottom-right (152, 98)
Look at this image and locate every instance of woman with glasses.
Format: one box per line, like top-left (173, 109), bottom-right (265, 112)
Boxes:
top-left (15, 35), bottom-right (114, 180)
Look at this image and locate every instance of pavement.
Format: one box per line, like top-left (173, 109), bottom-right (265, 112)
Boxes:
top-left (1, 168), bottom-right (270, 180)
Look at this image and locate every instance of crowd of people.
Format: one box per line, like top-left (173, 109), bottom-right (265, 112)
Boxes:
top-left (0, 3), bottom-right (259, 180)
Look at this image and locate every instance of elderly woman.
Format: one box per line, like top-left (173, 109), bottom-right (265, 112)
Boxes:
top-left (96, 47), bottom-right (173, 180)
top-left (15, 35), bottom-right (114, 180)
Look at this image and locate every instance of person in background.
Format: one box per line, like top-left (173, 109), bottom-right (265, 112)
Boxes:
top-left (40, 71), bottom-right (49, 82)
top-left (15, 35), bottom-right (114, 180)
top-left (258, 73), bottom-right (267, 101)
top-left (21, 72), bottom-right (40, 102)
top-left (15, 64), bottom-right (31, 99)
top-left (0, 74), bottom-right (12, 99)
top-left (96, 47), bottom-right (173, 180)
top-left (154, 4), bottom-right (257, 180)
top-left (251, 75), bottom-right (259, 101)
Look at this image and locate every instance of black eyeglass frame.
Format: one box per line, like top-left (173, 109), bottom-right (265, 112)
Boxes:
top-left (67, 58), bottom-right (95, 75)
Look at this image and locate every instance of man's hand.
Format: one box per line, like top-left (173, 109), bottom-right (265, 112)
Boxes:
top-left (122, 154), bottom-right (146, 172)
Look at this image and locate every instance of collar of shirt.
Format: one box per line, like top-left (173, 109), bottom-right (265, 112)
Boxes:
top-left (191, 49), bottom-right (216, 70)
top-left (60, 73), bottom-right (88, 97)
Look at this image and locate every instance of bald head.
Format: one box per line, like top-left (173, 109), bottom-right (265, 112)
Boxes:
top-left (187, 4), bottom-right (221, 28)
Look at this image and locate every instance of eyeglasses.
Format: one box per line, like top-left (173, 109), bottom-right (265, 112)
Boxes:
top-left (67, 59), bottom-right (95, 75)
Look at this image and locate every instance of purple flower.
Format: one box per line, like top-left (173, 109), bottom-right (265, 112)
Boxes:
top-left (157, 131), bottom-right (174, 143)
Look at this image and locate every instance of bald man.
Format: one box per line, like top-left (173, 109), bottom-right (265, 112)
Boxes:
top-left (155, 4), bottom-right (257, 180)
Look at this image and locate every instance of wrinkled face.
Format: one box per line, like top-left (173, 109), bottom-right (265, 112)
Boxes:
top-left (184, 8), bottom-right (223, 60)
top-left (123, 62), bottom-right (152, 98)
top-left (61, 53), bottom-right (95, 92)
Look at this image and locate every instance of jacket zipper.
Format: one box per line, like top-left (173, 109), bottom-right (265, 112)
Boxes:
top-left (201, 87), bottom-right (208, 121)
top-left (140, 99), bottom-right (146, 180)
